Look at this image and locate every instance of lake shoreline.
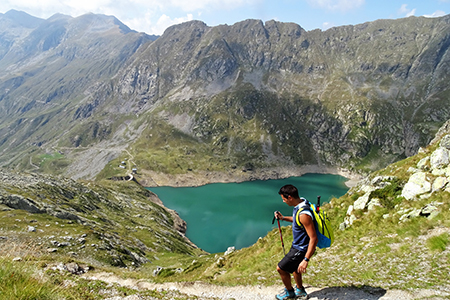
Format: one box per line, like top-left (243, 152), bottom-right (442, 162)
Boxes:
top-left (137, 165), bottom-right (363, 188)
top-left (149, 173), bottom-right (351, 253)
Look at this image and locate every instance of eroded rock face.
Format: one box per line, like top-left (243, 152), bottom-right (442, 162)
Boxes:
top-left (341, 132), bottom-right (450, 230)
top-left (2, 14), bottom-right (450, 181)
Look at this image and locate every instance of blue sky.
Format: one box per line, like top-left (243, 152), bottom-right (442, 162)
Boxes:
top-left (1, 0), bottom-right (449, 35)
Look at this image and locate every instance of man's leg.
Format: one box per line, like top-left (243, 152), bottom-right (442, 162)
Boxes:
top-left (293, 270), bottom-right (303, 288)
top-left (277, 265), bottom-right (293, 290)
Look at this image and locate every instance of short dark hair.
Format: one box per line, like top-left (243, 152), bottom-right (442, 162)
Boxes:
top-left (278, 184), bottom-right (299, 199)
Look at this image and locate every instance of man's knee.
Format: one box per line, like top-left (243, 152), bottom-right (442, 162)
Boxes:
top-left (277, 265), bottom-right (286, 274)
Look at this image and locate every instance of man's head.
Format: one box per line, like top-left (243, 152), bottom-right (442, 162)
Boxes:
top-left (278, 184), bottom-right (302, 206)
top-left (278, 184), bottom-right (300, 199)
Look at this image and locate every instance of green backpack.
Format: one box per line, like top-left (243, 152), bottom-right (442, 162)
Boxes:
top-left (295, 196), bottom-right (334, 249)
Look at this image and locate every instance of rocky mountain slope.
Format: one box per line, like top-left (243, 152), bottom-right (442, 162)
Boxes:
top-left (0, 169), bottom-right (201, 269)
top-left (0, 123), bottom-right (449, 300)
top-left (1, 11), bottom-right (450, 186)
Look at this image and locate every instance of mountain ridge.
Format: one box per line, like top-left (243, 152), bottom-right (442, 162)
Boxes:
top-left (1, 11), bottom-right (450, 186)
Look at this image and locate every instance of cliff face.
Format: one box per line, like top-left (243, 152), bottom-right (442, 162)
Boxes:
top-left (1, 11), bottom-right (450, 182)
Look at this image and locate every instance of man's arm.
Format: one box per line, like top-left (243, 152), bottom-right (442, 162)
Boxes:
top-left (297, 213), bottom-right (317, 273)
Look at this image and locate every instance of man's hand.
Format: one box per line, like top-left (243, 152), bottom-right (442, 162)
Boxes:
top-left (297, 260), bottom-right (308, 273)
top-left (274, 211), bottom-right (283, 220)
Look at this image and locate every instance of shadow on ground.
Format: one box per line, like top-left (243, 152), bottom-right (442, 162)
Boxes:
top-left (307, 285), bottom-right (387, 300)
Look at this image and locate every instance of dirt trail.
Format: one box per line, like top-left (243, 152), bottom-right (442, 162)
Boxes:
top-left (83, 272), bottom-right (445, 300)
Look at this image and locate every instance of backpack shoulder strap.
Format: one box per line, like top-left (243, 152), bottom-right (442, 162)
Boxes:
top-left (295, 203), bottom-right (313, 227)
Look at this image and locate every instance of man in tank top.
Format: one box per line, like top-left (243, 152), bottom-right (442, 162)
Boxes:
top-left (274, 184), bottom-right (318, 300)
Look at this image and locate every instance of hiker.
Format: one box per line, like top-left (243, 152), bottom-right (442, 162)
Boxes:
top-left (274, 184), bottom-right (318, 300)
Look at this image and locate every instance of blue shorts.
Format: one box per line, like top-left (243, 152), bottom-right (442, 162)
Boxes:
top-left (278, 247), bottom-right (306, 273)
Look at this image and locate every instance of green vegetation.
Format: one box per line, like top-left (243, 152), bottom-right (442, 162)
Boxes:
top-left (368, 177), bottom-right (404, 209)
top-left (2, 127), bottom-right (450, 298)
top-left (427, 233), bottom-right (449, 252)
top-left (0, 254), bottom-right (68, 300)
top-left (0, 248), bottom-right (205, 300)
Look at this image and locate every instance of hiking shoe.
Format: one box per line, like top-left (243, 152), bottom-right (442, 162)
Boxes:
top-left (275, 288), bottom-right (296, 299)
top-left (294, 285), bottom-right (308, 299)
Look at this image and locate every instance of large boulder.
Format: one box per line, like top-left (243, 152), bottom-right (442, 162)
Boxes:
top-left (401, 172), bottom-right (431, 200)
top-left (430, 147), bottom-right (449, 170)
top-left (354, 192), bottom-right (371, 210)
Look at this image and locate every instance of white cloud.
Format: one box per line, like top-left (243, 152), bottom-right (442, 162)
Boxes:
top-left (168, 0), bottom-right (257, 12)
top-left (306, 0), bottom-right (365, 11)
top-left (322, 21), bottom-right (335, 30)
top-left (0, 0), bottom-right (257, 35)
top-left (423, 10), bottom-right (446, 18)
top-left (125, 12), bottom-right (194, 35)
top-left (398, 4), bottom-right (416, 17)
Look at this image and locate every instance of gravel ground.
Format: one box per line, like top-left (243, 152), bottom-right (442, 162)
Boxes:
top-left (85, 272), bottom-right (447, 300)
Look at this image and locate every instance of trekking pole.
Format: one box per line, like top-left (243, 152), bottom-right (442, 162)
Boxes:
top-left (317, 195), bottom-right (321, 212)
top-left (272, 211), bottom-right (286, 255)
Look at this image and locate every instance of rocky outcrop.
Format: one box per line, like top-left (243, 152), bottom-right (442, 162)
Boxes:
top-left (402, 137), bottom-right (450, 200)
top-left (341, 127), bottom-right (450, 229)
top-left (0, 169), bottom-right (201, 267)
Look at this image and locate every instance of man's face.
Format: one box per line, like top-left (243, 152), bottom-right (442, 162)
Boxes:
top-left (281, 195), bottom-right (294, 206)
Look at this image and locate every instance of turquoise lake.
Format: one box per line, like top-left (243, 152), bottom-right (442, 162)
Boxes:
top-left (147, 173), bottom-right (349, 254)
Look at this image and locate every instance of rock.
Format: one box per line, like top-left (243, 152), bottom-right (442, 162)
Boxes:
top-left (401, 172), bottom-right (431, 200)
top-left (407, 167), bottom-right (419, 173)
top-left (399, 209), bottom-right (421, 222)
top-left (431, 168), bottom-right (447, 176)
top-left (346, 205), bottom-right (354, 215)
top-left (371, 176), bottom-right (395, 187)
top-left (65, 262), bottom-right (85, 275)
top-left (27, 225), bottom-right (36, 232)
top-left (0, 194), bottom-right (43, 213)
top-left (417, 157), bottom-right (430, 170)
top-left (344, 214), bottom-right (357, 227)
top-left (440, 134), bottom-right (450, 149)
top-left (420, 202), bottom-right (441, 217)
top-left (446, 166), bottom-right (450, 177)
top-left (354, 192), bottom-right (370, 210)
top-left (153, 266), bottom-right (163, 276)
top-left (12, 257), bottom-right (22, 261)
top-left (216, 256), bottom-right (226, 267)
top-left (430, 147), bottom-right (449, 170)
top-left (432, 177), bottom-right (448, 192)
top-left (51, 210), bottom-right (80, 221)
top-left (224, 246), bottom-right (235, 255)
top-left (367, 198), bottom-right (381, 210)
top-left (130, 251), bottom-right (149, 264)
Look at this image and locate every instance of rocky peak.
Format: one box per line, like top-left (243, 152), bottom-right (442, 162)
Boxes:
top-left (1, 9), bottom-right (43, 28)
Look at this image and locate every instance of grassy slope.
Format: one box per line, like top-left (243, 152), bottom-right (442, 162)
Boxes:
top-left (1, 137), bottom-right (450, 299)
top-left (148, 142), bottom-right (450, 293)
